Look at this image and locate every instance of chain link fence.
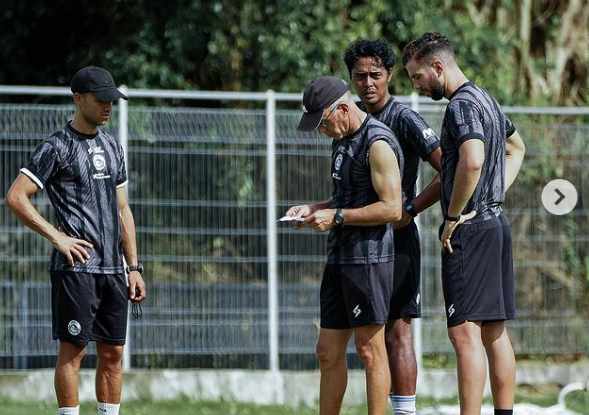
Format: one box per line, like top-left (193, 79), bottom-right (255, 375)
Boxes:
top-left (0, 91), bottom-right (588, 371)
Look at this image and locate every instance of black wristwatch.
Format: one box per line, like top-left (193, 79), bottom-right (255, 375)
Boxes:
top-left (444, 213), bottom-right (460, 222)
top-left (334, 208), bottom-right (345, 227)
top-left (126, 263), bottom-right (144, 274)
top-left (404, 203), bottom-right (417, 218)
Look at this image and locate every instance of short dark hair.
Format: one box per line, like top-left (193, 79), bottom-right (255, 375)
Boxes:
top-left (402, 32), bottom-right (454, 66)
top-left (343, 38), bottom-right (396, 78)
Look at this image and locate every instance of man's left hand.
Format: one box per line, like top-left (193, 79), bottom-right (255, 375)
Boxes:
top-left (304, 209), bottom-right (337, 232)
top-left (128, 272), bottom-right (147, 303)
top-left (441, 211), bottom-right (476, 253)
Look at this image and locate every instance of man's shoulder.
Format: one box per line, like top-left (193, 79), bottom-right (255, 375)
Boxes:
top-left (42, 125), bottom-right (73, 150)
top-left (97, 129), bottom-right (118, 143)
top-left (450, 82), bottom-right (494, 106)
top-left (366, 115), bottom-right (395, 135)
top-left (365, 116), bottom-right (399, 145)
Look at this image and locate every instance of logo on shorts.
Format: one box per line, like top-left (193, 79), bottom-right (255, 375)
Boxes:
top-left (416, 293), bottom-right (421, 306)
top-left (353, 304), bottom-right (362, 318)
top-left (68, 320), bottom-right (81, 336)
top-left (447, 304), bottom-right (455, 318)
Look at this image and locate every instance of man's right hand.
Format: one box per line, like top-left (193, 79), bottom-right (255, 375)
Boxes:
top-left (51, 230), bottom-right (93, 267)
top-left (284, 204), bottom-right (313, 229)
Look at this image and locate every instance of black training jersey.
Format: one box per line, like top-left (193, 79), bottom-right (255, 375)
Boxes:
top-left (359, 97), bottom-right (439, 202)
top-left (328, 115), bottom-right (404, 264)
top-left (440, 82), bottom-right (516, 222)
top-left (21, 123), bottom-right (128, 273)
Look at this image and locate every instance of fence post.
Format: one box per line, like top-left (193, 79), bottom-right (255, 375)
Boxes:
top-left (266, 90), bottom-right (279, 372)
top-left (118, 86), bottom-right (132, 372)
top-left (410, 92), bottom-right (423, 374)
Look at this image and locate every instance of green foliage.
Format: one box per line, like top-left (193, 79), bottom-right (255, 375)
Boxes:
top-left (0, 0), bottom-right (585, 105)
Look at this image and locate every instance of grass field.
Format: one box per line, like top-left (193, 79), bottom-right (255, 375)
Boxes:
top-left (1, 386), bottom-right (588, 415)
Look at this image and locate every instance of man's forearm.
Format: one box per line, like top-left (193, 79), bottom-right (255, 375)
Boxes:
top-left (410, 173), bottom-right (441, 214)
top-left (7, 194), bottom-right (60, 244)
top-left (120, 206), bottom-right (139, 265)
top-left (338, 199), bottom-right (401, 226)
top-left (505, 154), bottom-right (524, 190)
top-left (447, 163), bottom-right (482, 216)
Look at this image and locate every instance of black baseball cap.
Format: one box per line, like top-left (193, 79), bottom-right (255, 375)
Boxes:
top-left (297, 76), bottom-right (349, 131)
top-left (70, 66), bottom-right (128, 102)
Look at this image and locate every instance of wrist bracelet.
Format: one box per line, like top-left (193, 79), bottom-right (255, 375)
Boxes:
top-left (444, 213), bottom-right (460, 222)
top-left (404, 203), bottom-right (417, 218)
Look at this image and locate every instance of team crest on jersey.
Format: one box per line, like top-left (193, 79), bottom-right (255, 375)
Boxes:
top-left (335, 154), bottom-right (343, 170)
top-left (89, 146), bottom-right (111, 180)
top-left (68, 320), bottom-right (81, 336)
top-left (93, 154), bottom-right (106, 171)
top-left (332, 153), bottom-right (343, 180)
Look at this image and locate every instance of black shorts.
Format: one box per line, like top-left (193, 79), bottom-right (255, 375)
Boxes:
top-left (441, 213), bottom-right (515, 328)
top-left (389, 221), bottom-right (421, 319)
top-left (320, 262), bottom-right (393, 329)
top-left (50, 271), bottom-right (128, 346)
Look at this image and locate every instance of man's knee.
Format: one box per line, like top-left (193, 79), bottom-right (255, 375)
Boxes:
top-left (354, 335), bottom-right (386, 367)
top-left (447, 323), bottom-right (482, 351)
top-left (58, 341), bottom-right (87, 366)
top-left (481, 322), bottom-right (508, 347)
top-left (316, 339), bottom-right (345, 368)
top-left (385, 319), bottom-right (412, 350)
top-left (355, 341), bottom-right (378, 366)
top-left (97, 344), bottom-right (124, 366)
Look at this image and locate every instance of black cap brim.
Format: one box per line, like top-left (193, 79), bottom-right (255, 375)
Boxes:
top-left (93, 88), bottom-right (128, 102)
top-left (297, 110), bottom-right (323, 132)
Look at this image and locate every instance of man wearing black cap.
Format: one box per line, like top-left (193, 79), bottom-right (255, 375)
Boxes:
top-left (6, 66), bottom-right (145, 415)
top-left (286, 76), bottom-right (404, 415)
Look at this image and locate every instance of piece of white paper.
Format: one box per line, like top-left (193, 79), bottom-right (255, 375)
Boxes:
top-left (278, 216), bottom-right (305, 222)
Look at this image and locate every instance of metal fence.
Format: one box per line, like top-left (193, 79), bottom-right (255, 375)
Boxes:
top-left (0, 87), bottom-right (588, 371)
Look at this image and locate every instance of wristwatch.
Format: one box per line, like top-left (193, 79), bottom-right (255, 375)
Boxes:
top-left (334, 208), bottom-right (345, 227)
top-left (126, 263), bottom-right (144, 274)
top-left (404, 203), bottom-right (417, 218)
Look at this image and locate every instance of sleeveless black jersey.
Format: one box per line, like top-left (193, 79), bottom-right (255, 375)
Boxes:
top-left (358, 97), bottom-right (439, 203)
top-left (327, 116), bottom-right (404, 264)
top-left (440, 82), bottom-right (516, 222)
top-left (21, 123), bottom-right (128, 273)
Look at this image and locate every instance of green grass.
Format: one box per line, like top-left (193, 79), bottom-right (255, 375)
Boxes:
top-left (1, 387), bottom-right (588, 415)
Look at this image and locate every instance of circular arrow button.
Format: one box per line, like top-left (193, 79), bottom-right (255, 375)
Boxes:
top-left (541, 179), bottom-right (577, 215)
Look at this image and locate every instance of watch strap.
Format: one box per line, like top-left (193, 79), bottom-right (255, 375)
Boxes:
top-left (444, 213), bottom-right (460, 222)
top-left (404, 203), bottom-right (417, 218)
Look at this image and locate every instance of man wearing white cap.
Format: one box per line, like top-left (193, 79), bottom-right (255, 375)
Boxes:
top-left (286, 76), bottom-right (404, 415)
